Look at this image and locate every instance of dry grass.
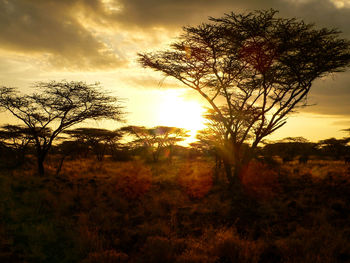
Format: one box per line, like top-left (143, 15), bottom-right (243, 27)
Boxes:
top-left (1, 157), bottom-right (350, 262)
top-left (177, 161), bottom-right (214, 199)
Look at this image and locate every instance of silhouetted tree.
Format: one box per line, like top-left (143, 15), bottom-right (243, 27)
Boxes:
top-left (341, 129), bottom-right (350, 163)
top-left (262, 137), bottom-right (317, 163)
top-left (0, 81), bottom-right (124, 175)
top-left (0, 125), bottom-right (34, 166)
top-left (122, 126), bottom-right (189, 162)
top-left (318, 137), bottom-right (350, 160)
top-left (64, 128), bottom-right (122, 161)
top-left (139, 9), bottom-right (350, 185)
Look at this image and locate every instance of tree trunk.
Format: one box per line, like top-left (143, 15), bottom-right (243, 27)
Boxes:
top-left (153, 148), bottom-right (161, 162)
top-left (233, 162), bottom-right (244, 185)
top-left (222, 143), bottom-right (255, 191)
top-left (55, 154), bottom-right (66, 176)
top-left (226, 157), bottom-right (246, 191)
top-left (36, 146), bottom-right (48, 176)
top-left (37, 155), bottom-right (45, 176)
top-left (223, 160), bottom-right (234, 185)
top-left (213, 153), bottom-right (220, 183)
top-left (168, 145), bottom-right (173, 163)
top-left (152, 151), bottom-right (157, 162)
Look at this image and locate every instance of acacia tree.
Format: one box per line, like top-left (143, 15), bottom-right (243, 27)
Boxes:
top-left (123, 125), bottom-right (189, 162)
top-left (63, 128), bottom-right (122, 161)
top-left (0, 125), bottom-right (34, 166)
top-left (139, 9), bottom-right (350, 184)
top-left (262, 137), bottom-right (316, 162)
top-left (318, 137), bottom-right (350, 160)
top-left (0, 81), bottom-right (124, 175)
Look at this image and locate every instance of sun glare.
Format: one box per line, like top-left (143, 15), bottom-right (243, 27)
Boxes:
top-left (157, 91), bottom-right (206, 144)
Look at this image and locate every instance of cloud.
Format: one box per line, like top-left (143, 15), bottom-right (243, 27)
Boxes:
top-left (278, 0), bottom-right (350, 38)
top-left (301, 72), bottom-right (350, 116)
top-left (113, 0), bottom-right (350, 38)
top-left (113, 0), bottom-right (279, 29)
top-left (0, 0), bottom-right (125, 70)
top-left (332, 120), bottom-right (350, 126)
top-left (1, 0), bottom-right (349, 70)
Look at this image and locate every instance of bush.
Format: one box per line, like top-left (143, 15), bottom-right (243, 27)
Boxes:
top-left (177, 161), bottom-right (213, 199)
top-left (241, 161), bottom-right (281, 200)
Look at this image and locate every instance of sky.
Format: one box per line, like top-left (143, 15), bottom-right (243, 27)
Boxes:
top-left (0, 0), bottom-right (349, 143)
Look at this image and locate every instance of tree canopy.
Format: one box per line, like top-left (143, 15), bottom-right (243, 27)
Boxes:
top-left (122, 125), bottom-right (189, 162)
top-left (139, 9), bottom-right (350, 182)
top-left (63, 128), bottom-right (122, 161)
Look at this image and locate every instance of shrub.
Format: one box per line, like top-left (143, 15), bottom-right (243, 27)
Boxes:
top-left (177, 161), bottom-right (213, 199)
top-left (241, 161), bottom-right (281, 200)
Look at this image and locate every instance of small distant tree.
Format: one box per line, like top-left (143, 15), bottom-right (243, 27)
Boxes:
top-left (123, 125), bottom-right (189, 162)
top-left (342, 128), bottom-right (350, 139)
top-left (318, 137), bottom-right (350, 160)
top-left (0, 125), bottom-right (34, 166)
top-left (262, 137), bottom-right (317, 162)
top-left (0, 81), bottom-right (124, 175)
top-left (139, 9), bottom-right (350, 185)
top-left (63, 128), bottom-right (122, 161)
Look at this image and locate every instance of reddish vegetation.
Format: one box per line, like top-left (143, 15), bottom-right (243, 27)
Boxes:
top-left (177, 161), bottom-right (213, 199)
top-left (241, 161), bottom-right (281, 200)
top-left (114, 161), bottom-right (152, 200)
top-left (1, 158), bottom-right (350, 262)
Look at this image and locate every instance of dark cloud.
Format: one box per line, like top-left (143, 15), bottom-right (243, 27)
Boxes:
top-left (113, 0), bottom-right (350, 38)
top-left (302, 72), bottom-right (350, 116)
top-left (1, 0), bottom-right (349, 70)
top-left (0, 0), bottom-right (124, 70)
top-left (113, 0), bottom-right (281, 28)
top-left (277, 0), bottom-right (350, 38)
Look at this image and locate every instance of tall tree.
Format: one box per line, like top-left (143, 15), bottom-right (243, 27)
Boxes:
top-left (139, 9), bottom-right (350, 184)
top-left (0, 81), bottom-right (124, 175)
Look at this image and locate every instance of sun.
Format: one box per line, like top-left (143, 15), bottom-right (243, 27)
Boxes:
top-left (156, 90), bottom-right (206, 143)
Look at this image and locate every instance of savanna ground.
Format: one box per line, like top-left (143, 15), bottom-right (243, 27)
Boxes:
top-left (1, 157), bottom-right (350, 263)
